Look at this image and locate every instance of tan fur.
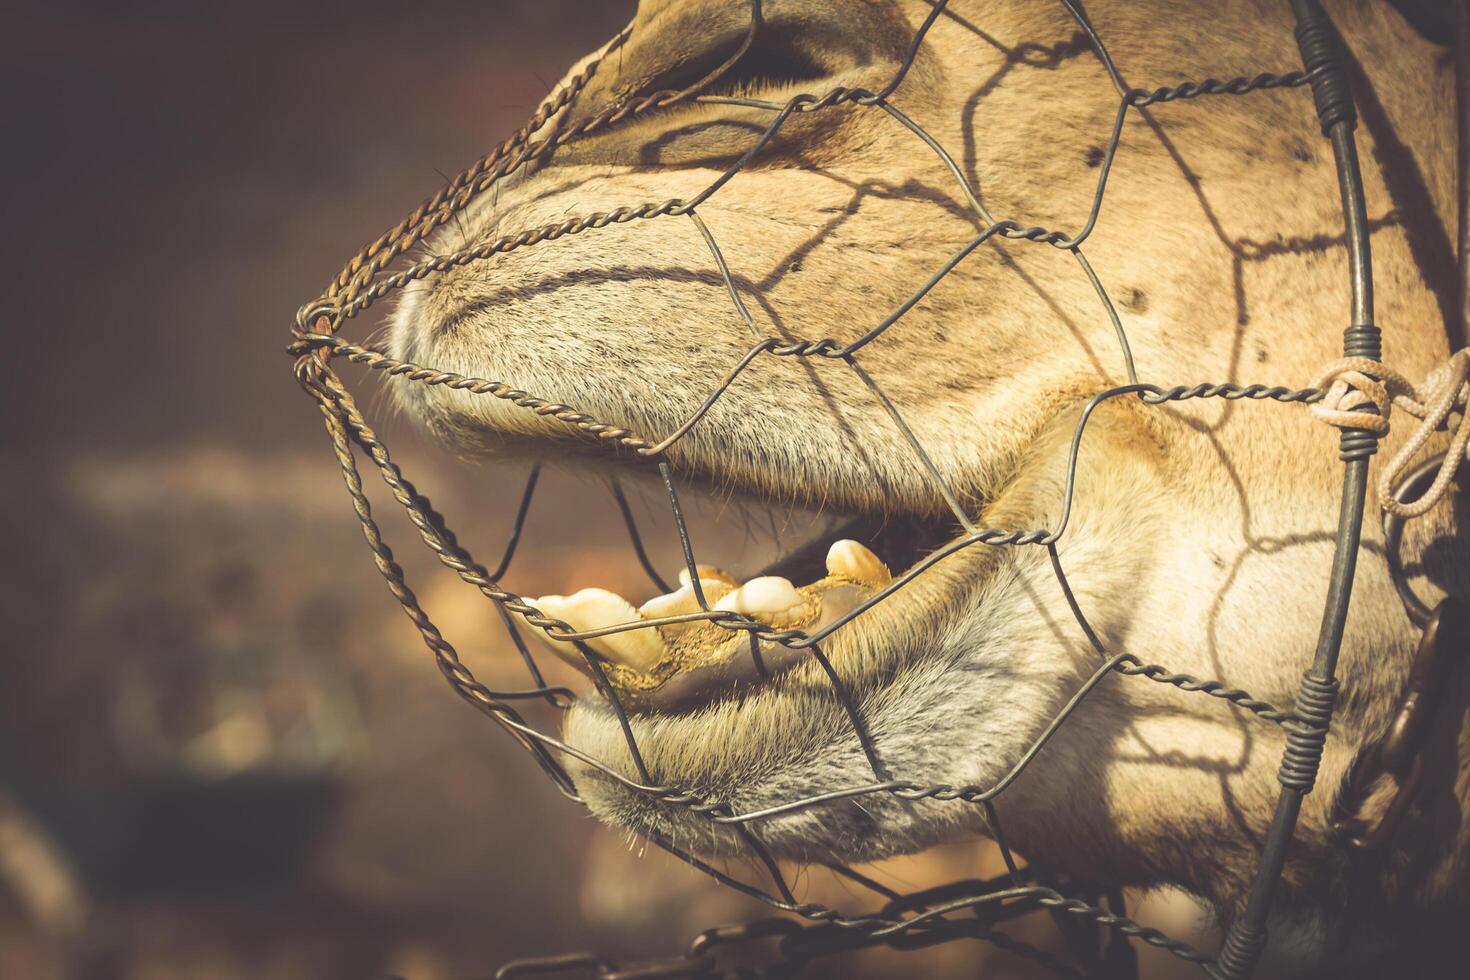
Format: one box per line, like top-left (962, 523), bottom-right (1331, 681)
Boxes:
top-left (388, 1), bottom-right (1467, 971)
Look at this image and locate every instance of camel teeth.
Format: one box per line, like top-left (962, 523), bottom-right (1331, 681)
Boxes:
top-left (520, 595), bottom-right (591, 675)
top-left (678, 565), bottom-right (739, 589)
top-left (825, 539), bottom-right (891, 587)
top-left (594, 624), bottom-right (667, 673)
top-left (664, 575), bottom-right (735, 609)
top-left (638, 586), bottom-right (702, 620)
top-left (714, 576), bottom-right (802, 618)
top-left (531, 589), bottom-right (666, 674)
top-left (639, 579), bottom-right (736, 640)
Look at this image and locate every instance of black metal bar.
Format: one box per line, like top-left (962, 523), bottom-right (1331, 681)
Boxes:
top-left (609, 479), bottom-right (673, 594)
top-left (1458, 0), bottom-right (1470, 350)
top-left (659, 462), bottom-right (710, 610)
top-left (489, 464), bottom-right (541, 581)
top-left (1212, 2), bottom-right (1378, 975)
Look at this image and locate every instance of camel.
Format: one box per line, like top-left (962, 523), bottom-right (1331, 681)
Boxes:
top-left (374, 1), bottom-right (1467, 974)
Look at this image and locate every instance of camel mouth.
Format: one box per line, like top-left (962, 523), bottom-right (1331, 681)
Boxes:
top-left (518, 489), bottom-right (963, 715)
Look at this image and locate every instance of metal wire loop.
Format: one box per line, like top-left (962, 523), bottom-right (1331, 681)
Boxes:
top-left (287, 1), bottom-right (1389, 976)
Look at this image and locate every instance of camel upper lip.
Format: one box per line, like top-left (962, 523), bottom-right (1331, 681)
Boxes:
top-left (403, 284), bottom-right (996, 715)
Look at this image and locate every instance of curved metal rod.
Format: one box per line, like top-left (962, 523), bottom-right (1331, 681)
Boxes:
top-left (609, 478), bottom-right (673, 594)
top-left (641, 339), bottom-right (779, 456)
top-left (489, 464), bottom-right (541, 581)
top-left (1216, 2), bottom-right (1380, 975)
top-left (686, 209), bottom-right (763, 340)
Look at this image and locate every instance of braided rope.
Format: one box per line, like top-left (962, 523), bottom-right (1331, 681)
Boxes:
top-left (1309, 350), bottom-right (1469, 517)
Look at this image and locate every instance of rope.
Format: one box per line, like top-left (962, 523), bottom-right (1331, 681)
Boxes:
top-left (1308, 349), bottom-right (1469, 518)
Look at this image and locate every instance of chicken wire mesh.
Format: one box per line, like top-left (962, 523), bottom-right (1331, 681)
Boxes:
top-left (283, 0), bottom-right (1401, 976)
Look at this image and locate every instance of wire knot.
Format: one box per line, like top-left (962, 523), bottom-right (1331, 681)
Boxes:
top-left (1309, 350), bottom-right (1469, 519)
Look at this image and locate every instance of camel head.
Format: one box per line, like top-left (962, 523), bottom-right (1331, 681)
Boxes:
top-left (381, 0), bottom-right (1466, 965)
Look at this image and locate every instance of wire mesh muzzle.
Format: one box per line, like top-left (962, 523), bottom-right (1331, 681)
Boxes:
top-left (286, 1), bottom-right (1386, 976)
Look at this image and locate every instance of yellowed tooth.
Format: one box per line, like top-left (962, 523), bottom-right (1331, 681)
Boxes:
top-left (661, 575), bottom-right (735, 609)
top-left (521, 595), bottom-right (591, 674)
top-left (678, 565), bottom-right (739, 589)
top-left (532, 589), bottom-right (665, 674)
top-left (595, 626), bottom-right (666, 673)
top-left (638, 586), bottom-right (701, 620)
top-left (638, 580), bottom-right (739, 660)
top-left (715, 576), bottom-right (802, 617)
top-left (825, 539), bottom-right (891, 587)
top-left (638, 582), bottom-right (734, 648)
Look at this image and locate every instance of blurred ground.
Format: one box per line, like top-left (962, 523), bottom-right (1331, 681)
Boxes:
top-left (1, 2), bottom-right (1212, 977)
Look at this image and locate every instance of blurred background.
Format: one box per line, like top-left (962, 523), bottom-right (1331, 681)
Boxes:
top-left (1, 2), bottom-right (1213, 977)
